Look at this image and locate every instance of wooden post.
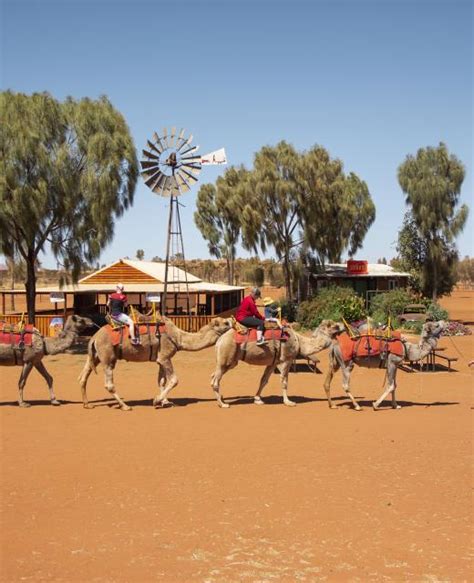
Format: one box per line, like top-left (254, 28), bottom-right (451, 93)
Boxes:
top-left (1, 292), bottom-right (5, 315)
top-left (211, 293), bottom-right (215, 316)
top-left (63, 294), bottom-right (67, 319)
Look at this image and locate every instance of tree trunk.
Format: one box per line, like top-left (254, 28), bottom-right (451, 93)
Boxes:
top-left (226, 256), bottom-right (232, 285)
top-left (283, 253), bottom-right (292, 301)
top-left (432, 259), bottom-right (438, 301)
top-left (25, 251), bottom-right (36, 324)
top-left (10, 265), bottom-right (15, 311)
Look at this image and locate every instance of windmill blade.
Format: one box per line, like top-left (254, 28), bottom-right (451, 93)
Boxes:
top-left (181, 162), bottom-right (201, 174)
top-left (151, 173), bottom-right (167, 194)
top-left (153, 132), bottom-right (166, 152)
top-left (176, 171), bottom-right (191, 192)
top-left (169, 126), bottom-right (176, 148)
top-left (145, 169), bottom-right (164, 188)
top-left (180, 144), bottom-right (199, 157)
top-left (162, 127), bottom-right (170, 149)
top-left (142, 149), bottom-right (160, 160)
top-left (140, 160), bottom-right (160, 170)
top-left (175, 128), bottom-right (186, 149)
top-left (141, 165), bottom-right (161, 179)
top-left (180, 168), bottom-right (199, 183)
top-left (180, 154), bottom-right (202, 164)
top-left (177, 134), bottom-right (193, 152)
top-left (147, 140), bottom-right (162, 156)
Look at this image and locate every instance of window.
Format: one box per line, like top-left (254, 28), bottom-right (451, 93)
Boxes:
top-left (389, 279), bottom-right (397, 290)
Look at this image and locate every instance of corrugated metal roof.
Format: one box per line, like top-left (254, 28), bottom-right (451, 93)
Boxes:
top-left (313, 263), bottom-right (411, 278)
top-left (79, 259), bottom-right (202, 284)
top-left (29, 281), bottom-right (244, 294)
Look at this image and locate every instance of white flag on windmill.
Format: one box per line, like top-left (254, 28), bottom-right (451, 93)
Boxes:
top-left (200, 148), bottom-right (227, 166)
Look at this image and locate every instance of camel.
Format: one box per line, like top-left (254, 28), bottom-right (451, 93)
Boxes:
top-left (0, 315), bottom-right (93, 407)
top-left (210, 320), bottom-right (344, 408)
top-left (323, 320), bottom-right (447, 411)
top-left (78, 316), bottom-right (232, 411)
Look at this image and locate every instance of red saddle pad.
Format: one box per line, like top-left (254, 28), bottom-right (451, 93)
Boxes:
top-left (338, 332), bottom-right (404, 361)
top-left (233, 328), bottom-right (288, 345)
top-left (105, 323), bottom-right (167, 346)
top-left (0, 324), bottom-right (35, 347)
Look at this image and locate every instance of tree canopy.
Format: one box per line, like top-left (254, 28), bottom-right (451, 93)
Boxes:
top-left (0, 91), bottom-right (138, 321)
top-left (398, 143), bottom-right (468, 299)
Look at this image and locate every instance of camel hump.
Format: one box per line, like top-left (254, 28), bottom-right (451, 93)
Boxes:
top-left (337, 332), bottom-right (404, 361)
top-left (0, 323), bottom-right (35, 347)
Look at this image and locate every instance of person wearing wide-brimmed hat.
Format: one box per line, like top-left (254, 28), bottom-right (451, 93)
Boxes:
top-left (235, 287), bottom-right (266, 345)
top-left (107, 283), bottom-right (140, 345)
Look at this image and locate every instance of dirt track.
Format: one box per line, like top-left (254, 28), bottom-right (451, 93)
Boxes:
top-left (1, 315), bottom-right (473, 582)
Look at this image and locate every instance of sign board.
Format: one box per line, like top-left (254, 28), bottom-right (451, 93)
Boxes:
top-left (201, 148), bottom-right (227, 165)
top-left (49, 317), bottom-right (64, 337)
top-left (146, 293), bottom-right (161, 303)
top-left (347, 260), bottom-right (368, 275)
top-left (49, 292), bottom-right (65, 303)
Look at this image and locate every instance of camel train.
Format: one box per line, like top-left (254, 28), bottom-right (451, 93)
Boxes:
top-left (0, 306), bottom-right (447, 411)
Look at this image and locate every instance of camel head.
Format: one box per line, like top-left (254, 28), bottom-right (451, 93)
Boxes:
top-left (64, 314), bottom-right (95, 333)
top-left (206, 317), bottom-right (233, 336)
top-left (312, 319), bottom-right (345, 343)
top-left (420, 320), bottom-right (446, 342)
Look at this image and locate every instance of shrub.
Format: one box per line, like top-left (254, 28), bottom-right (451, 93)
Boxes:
top-left (369, 289), bottom-right (415, 325)
top-left (426, 302), bottom-right (449, 321)
top-left (296, 286), bottom-right (365, 329)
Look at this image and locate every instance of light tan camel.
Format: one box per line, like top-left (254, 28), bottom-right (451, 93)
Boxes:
top-left (78, 316), bottom-right (232, 410)
top-left (210, 320), bottom-right (344, 408)
top-left (0, 315), bottom-right (93, 407)
top-left (323, 320), bottom-right (447, 411)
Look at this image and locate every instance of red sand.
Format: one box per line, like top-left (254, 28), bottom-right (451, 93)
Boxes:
top-left (0, 295), bottom-right (473, 582)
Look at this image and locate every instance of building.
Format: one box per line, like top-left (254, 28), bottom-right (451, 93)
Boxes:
top-left (1, 259), bottom-right (245, 335)
top-left (311, 260), bottom-right (411, 306)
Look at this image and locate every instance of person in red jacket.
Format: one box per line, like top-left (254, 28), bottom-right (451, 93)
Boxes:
top-left (235, 287), bottom-right (266, 345)
top-left (107, 283), bottom-right (140, 345)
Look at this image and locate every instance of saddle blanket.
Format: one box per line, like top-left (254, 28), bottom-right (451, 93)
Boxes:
top-left (105, 323), bottom-right (166, 346)
top-left (0, 324), bottom-right (35, 347)
top-left (337, 332), bottom-right (404, 362)
top-left (234, 328), bottom-right (289, 345)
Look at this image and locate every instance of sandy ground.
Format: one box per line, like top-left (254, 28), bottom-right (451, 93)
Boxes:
top-left (1, 317), bottom-right (473, 581)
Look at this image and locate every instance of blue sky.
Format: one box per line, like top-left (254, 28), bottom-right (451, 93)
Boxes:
top-left (2, 0), bottom-right (472, 268)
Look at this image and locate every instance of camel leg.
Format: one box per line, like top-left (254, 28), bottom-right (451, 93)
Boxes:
top-left (373, 360), bottom-right (401, 410)
top-left (103, 363), bottom-right (131, 411)
top-left (34, 361), bottom-right (60, 405)
top-left (211, 364), bottom-right (231, 408)
top-left (341, 362), bottom-right (361, 411)
top-left (18, 362), bottom-right (34, 407)
top-left (78, 356), bottom-right (97, 409)
top-left (323, 355), bottom-right (340, 409)
top-left (279, 361), bottom-right (296, 407)
top-left (254, 365), bottom-right (276, 405)
top-left (154, 361), bottom-right (178, 407)
top-left (153, 365), bottom-right (168, 406)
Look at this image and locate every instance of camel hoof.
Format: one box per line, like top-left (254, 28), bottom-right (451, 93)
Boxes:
top-left (51, 399), bottom-right (61, 406)
top-left (18, 401), bottom-right (31, 408)
top-left (254, 397), bottom-right (265, 405)
top-left (284, 400), bottom-right (296, 407)
top-left (393, 405), bottom-right (402, 410)
top-left (218, 402), bottom-right (230, 409)
top-left (372, 402), bottom-right (379, 411)
top-left (354, 406), bottom-right (362, 411)
top-left (120, 405), bottom-right (132, 411)
top-left (83, 404), bottom-right (94, 409)
top-left (330, 405), bottom-right (338, 409)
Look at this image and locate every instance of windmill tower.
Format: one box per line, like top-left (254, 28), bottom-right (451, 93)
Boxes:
top-left (140, 127), bottom-right (226, 314)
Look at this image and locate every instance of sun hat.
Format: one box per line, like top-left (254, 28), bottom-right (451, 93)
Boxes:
top-left (263, 296), bottom-right (274, 306)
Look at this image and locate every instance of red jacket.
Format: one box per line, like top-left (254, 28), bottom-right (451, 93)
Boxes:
top-left (235, 295), bottom-right (264, 322)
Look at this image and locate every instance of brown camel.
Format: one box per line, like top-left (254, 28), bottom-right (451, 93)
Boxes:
top-left (78, 316), bottom-right (232, 411)
top-left (323, 320), bottom-right (447, 411)
top-left (210, 320), bottom-right (343, 408)
top-left (0, 315), bottom-right (93, 407)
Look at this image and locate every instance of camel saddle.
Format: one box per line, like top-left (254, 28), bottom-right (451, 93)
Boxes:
top-left (337, 331), bottom-right (404, 362)
top-left (233, 325), bottom-right (289, 345)
top-left (0, 323), bottom-right (35, 348)
top-left (105, 323), bottom-right (167, 346)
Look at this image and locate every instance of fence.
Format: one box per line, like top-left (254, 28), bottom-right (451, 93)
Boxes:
top-left (0, 313), bottom-right (219, 336)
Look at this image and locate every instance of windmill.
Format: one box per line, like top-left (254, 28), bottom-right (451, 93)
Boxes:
top-left (140, 127), bottom-right (227, 315)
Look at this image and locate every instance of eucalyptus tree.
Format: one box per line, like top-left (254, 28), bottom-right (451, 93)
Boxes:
top-left (398, 143), bottom-right (468, 299)
top-left (0, 91), bottom-right (138, 322)
top-left (240, 141), bottom-right (301, 299)
top-left (297, 145), bottom-right (375, 263)
top-left (194, 165), bottom-right (248, 285)
top-left (240, 142), bottom-right (375, 300)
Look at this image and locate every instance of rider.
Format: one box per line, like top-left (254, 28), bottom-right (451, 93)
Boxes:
top-left (107, 283), bottom-right (140, 345)
top-left (235, 287), bottom-right (266, 345)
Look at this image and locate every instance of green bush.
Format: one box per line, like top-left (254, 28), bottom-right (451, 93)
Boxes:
top-left (401, 320), bottom-right (424, 334)
top-left (369, 289), bottom-right (415, 325)
top-left (296, 286), bottom-right (365, 329)
top-left (426, 302), bottom-right (449, 321)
